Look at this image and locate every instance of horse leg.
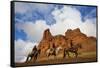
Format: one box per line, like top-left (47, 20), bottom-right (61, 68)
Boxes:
top-left (31, 55), bottom-right (36, 63)
top-left (30, 56), bottom-right (33, 61)
top-left (75, 52), bottom-right (78, 58)
top-left (33, 52), bottom-right (38, 62)
top-left (36, 54), bottom-right (39, 61)
top-left (53, 52), bottom-right (56, 59)
top-left (34, 56), bottom-right (37, 62)
top-left (47, 53), bottom-right (50, 60)
top-left (26, 55), bottom-right (30, 62)
top-left (67, 51), bottom-right (70, 58)
top-left (63, 49), bottom-right (67, 58)
top-left (48, 53), bottom-right (50, 57)
top-left (32, 57), bottom-right (35, 63)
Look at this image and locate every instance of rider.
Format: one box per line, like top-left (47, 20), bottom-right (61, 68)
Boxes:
top-left (32, 45), bottom-right (37, 54)
top-left (52, 43), bottom-right (56, 55)
top-left (52, 43), bottom-right (56, 50)
top-left (70, 40), bottom-right (74, 50)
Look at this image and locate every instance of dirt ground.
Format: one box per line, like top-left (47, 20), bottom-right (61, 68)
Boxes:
top-left (15, 51), bottom-right (97, 67)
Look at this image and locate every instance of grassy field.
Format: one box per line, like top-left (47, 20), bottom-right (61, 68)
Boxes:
top-left (15, 51), bottom-right (97, 67)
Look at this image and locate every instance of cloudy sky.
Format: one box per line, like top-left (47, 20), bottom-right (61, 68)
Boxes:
top-left (14, 2), bottom-right (97, 62)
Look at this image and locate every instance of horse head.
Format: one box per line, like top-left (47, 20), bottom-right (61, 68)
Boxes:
top-left (77, 44), bottom-right (82, 49)
top-left (57, 46), bottom-right (63, 51)
top-left (38, 49), bottom-right (41, 55)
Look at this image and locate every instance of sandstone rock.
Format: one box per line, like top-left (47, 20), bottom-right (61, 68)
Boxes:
top-left (37, 28), bottom-right (96, 55)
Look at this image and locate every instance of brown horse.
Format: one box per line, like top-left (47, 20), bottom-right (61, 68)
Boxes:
top-left (63, 44), bottom-right (82, 58)
top-left (26, 49), bottom-right (41, 62)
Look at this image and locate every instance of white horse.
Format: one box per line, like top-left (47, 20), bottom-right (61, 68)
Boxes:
top-left (55, 46), bottom-right (62, 55)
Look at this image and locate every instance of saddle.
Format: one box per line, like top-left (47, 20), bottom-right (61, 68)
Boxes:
top-left (69, 47), bottom-right (76, 51)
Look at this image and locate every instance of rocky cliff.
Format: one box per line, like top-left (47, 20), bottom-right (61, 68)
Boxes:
top-left (38, 28), bottom-right (96, 54)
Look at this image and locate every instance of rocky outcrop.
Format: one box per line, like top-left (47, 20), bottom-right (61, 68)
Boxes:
top-left (42, 29), bottom-right (53, 41)
top-left (38, 28), bottom-right (97, 54)
top-left (65, 28), bottom-right (87, 44)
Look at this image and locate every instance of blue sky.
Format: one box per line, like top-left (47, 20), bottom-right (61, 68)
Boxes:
top-left (15, 2), bottom-right (97, 41)
top-left (14, 2), bottom-right (97, 62)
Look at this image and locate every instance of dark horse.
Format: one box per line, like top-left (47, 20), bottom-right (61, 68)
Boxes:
top-left (63, 44), bottom-right (82, 58)
top-left (26, 48), bottom-right (41, 62)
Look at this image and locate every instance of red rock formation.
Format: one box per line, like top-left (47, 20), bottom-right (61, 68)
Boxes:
top-left (38, 29), bottom-right (53, 55)
top-left (38, 28), bottom-right (96, 55)
top-left (42, 29), bottom-right (53, 41)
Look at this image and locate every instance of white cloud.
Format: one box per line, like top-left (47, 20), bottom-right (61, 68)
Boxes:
top-left (16, 5), bottom-right (96, 42)
top-left (15, 39), bottom-right (38, 62)
top-left (80, 19), bottom-right (96, 37)
top-left (16, 20), bottom-right (49, 42)
top-left (52, 6), bottom-right (81, 23)
top-left (50, 6), bottom-right (96, 36)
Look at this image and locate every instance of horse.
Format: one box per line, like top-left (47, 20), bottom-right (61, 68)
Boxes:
top-left (55, 46), bottom-right (63, 55)
top-left (46, 46), bottom-right (62, 58)
top-left (26, 49), bottom-right (41, 62)
top-left (63, 44), bottom-right (82, 58)
top-left (46, 48), bottom-right (56, 58)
